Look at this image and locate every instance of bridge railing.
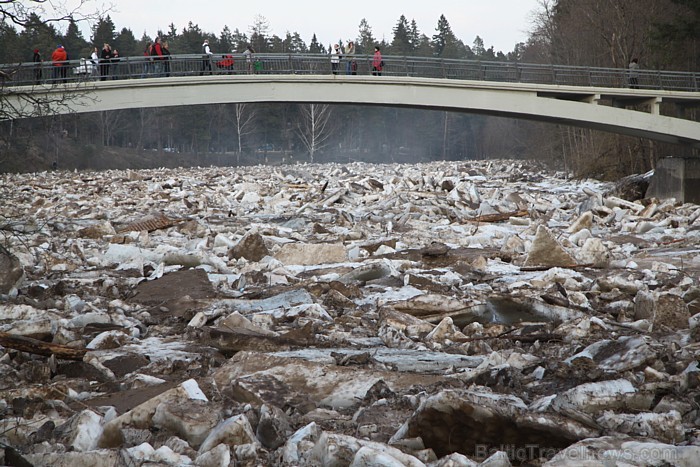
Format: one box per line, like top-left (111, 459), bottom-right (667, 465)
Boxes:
top-left (1, 53), bottom-right (698, 92)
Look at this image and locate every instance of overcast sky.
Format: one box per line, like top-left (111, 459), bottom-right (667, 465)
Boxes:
top-left (98, 0), bottom-right (541, 53)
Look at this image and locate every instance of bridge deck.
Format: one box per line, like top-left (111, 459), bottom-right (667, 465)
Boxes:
top-left (2, 55), bottom-right (699, 148)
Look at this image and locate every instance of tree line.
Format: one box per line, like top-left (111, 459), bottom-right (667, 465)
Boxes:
top-left (0, 13), bottom-right (515, 65)
top-left (0, 1), bottom-right (698, 176)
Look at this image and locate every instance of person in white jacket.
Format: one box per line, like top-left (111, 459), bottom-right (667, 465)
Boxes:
top-left (201, 39), bottom-right (213, 75)
top-left (331, 44), bottom-right (341, 75)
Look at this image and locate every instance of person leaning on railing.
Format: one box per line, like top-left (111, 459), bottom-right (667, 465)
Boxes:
top-left (629, 58), bottom-right (640, 89)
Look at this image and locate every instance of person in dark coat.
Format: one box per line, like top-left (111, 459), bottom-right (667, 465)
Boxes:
top-left (162, 41), bottom-right (172, 77)
top-left (33, 48), bottom-right (42, 84)
top-left (99, 43), bottom-right (112, 81)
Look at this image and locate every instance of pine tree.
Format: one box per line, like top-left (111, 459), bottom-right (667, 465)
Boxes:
top-left (91, 15), bottom-right (116, 49)
top-left (18, 13), bottom-right (60, 62)
top-left (409, 19), bottom-right (421, 53)
top-left (114, 27), bottom-right (138, 57)
top-left (431, 14), bottom-right (465, 59)
top-left (219, 25), bottom-right (235, 54)
top-left (309, 34), bottom-right (323, 53)
top-left (391, 15), bottom-right (411, 55)
top-left (356, 18), bottom-right (375, 55)
top-left (0, 21), bottom-right (23, 63)
top-left (63, 19), bottom-right (89, 58)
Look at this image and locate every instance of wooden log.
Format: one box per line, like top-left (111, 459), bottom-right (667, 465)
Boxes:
top-left (469, 209), bottom-right (529, 223)
top-left (0, 331), bottom-right (88, 360)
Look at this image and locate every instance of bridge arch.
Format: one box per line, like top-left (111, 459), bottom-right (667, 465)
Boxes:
top-left (5, 74), bottom-right (700, 148)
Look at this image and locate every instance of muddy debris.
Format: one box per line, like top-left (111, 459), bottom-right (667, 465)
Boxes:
top-left (1, 160), bottom-right (700, 466)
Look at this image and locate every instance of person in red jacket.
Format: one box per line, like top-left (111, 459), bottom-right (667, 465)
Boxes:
top-left (150, 37), bottom-right (164, 76)
top-left (51, 45), bottom-right (68, 83)
top-left (372, 46), bottom-right (383, 76)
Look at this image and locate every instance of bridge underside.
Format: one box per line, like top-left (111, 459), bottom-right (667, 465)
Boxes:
top-left (5, 75), bottom-right (700, 148)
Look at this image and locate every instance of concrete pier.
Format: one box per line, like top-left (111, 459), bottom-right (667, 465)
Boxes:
top-left (646, 157), bottom-right (700, 204)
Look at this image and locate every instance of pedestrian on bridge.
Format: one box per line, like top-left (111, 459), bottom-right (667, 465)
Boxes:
top-left (99, 43), bottom-right (113, 81)
top-left (331, 44), bottom-right (341, 75)
top-left (143, 42), bottom-right (153, 77)
top-left (202, 39), bottom-right (213, 75)
top-left (51, 45), bottom-right (68, 83)
top-left (32, 48), bottom-right (42, 84)
top-left (629, 58), bottom-right (640, 89)
top-left (243, 45), bottom-right (255, 74)
top-left (345, 41), bottom-right (356, 75)
top-left (162, 41), bottom-right (172, 77)
top-left (372, 46), bottom-right (383, 76)
top-left (150, 37), bottom-right (165, 76)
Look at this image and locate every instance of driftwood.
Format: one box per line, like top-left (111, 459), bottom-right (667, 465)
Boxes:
top-left (520, 263), bottom-right (595, 272)
top-left (0, 332), bottom-right (88, 360)
top-left (452, 331), bottom-right (563, 344)
top-left (203, 322), bottom-right (318, 354)
top-left (469, 209), bottom-right (529, 223)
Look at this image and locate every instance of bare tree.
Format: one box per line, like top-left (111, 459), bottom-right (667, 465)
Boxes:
top-left (0, 0), bottom-right (103, 28)
top-left (233, 103), bottom-right (256, 164)
top-left (248, 14), bottom-right (271, 52)
top-left (296, 103), bottom-right (334, 163)
top-left (0, 1), bottom-right (108, 121)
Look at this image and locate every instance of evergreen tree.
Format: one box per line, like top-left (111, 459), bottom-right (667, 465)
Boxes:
top-left (290, 32), bottom-right (307, 53)
top-left (269, 34), bottom-right (284, 52)
top-left (137, 32), bottom-right (153, 56)
top-left (472, 36), bottom-right (485, 57)
top-left (114, 27), bottom-right (138, 57)
top-left (409, 19), bottom-right (421, 53)
top-left (219, 25), bottom-right (235, 54)
top-left (91, 15), bottom-right (116, 49)
top-left (309, 33), bottom-right (323, 53)
top-left (431, 14), bottom-right (465, 58)
top-left (356, 18), bottom-right (375, 54)
top-left (179, 22), bottom-right (206, 53)
top-left (390, 15), bottom-right (411, 55)
top-left (63, 19), bottom-right (89, 58)
top-left (166, 24), bottom-right (178, 41)
top-left (230, 28), bottom-right (248, 53)
top-left (0, 20), bottom-right (23, 63)
top-left (17, 13), bottom-right (59, 62)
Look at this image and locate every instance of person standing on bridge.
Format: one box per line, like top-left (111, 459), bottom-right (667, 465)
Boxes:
top-left (90, 47), bottom-right (99, 69)
top-left (201, 39), bottom-right (213, 75)
top-left (243, 45), bottom-right (255, 74)
top-left (372, 46), bottom-right (383, 76)
top-left (331, 44), bottom-right (341, 75)
top-left (32, 48), bottom-right (42, 84)
top-left (51, 45), bottom-right (68, 83)
top-left (345, 40), bottom-right (356, 75)
top-left (628, 58), bottom-right (640, 89)
top-left (151, 37), bottom-right (165, 76)
top-left (162, 41), bottom-right (172, 77)
top-left (99, 43), bottom-right (113, 81)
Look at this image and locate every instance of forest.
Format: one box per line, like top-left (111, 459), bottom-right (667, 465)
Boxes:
top-left (0, 0), bottom-right (698, 176)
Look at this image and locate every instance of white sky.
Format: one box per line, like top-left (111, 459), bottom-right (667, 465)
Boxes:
top-left (95, 0), bottom-right (540, 53)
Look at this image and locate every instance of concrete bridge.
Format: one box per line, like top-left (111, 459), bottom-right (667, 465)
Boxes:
top-left (2, 54), bottom-right (700, 148)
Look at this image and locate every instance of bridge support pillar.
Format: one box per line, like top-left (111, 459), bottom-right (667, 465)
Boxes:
top-left (646, 157), bottom-right (700, 204)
